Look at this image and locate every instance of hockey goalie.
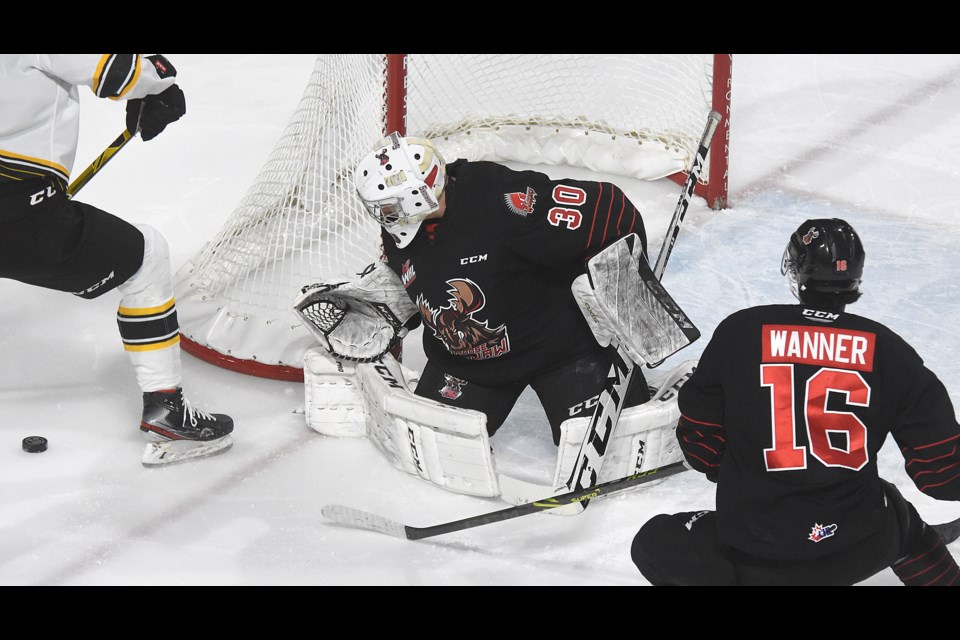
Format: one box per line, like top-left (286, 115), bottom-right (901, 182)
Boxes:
top-left (292, 133), bottom-right (700, 501)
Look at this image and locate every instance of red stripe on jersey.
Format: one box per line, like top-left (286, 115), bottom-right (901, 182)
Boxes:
top-left (615, 190), bottom-right (625, 235)
top-left (762, 324), bottom-right (876, 371)
top-left (907, 433), bottom-right (960, 452)
top-left (680, 412), bottom-right (723, 427)
top-left (585, 182), bottom-right (603, 250)
top-left (600, 183), bottom-right (614, 246)
top-left (914, 469), bottom-right (960, 493)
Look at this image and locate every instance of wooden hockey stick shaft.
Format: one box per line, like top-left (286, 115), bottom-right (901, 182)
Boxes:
top-left (66, 128), bottom-right (135, 199)
top-left (653, 110), bottom-right (722, 280)
top-left (321, 461), bottom-right (689, 540)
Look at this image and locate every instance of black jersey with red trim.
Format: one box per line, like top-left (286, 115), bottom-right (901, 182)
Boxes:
top-left (677, 302), bottom-right (960, 560)
top-left (382, 159), bottom-right (648, 386)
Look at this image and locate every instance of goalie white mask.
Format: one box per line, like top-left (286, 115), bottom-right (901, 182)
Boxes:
top-left (355, 132), bottom-right (446, 248)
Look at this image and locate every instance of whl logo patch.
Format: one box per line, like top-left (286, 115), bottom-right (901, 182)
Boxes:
top-left (401, 260), bottom-right (416, 288)
top-left (503, 187), bottom-right (537, 218)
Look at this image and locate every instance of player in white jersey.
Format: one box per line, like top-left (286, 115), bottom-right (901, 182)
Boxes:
top-left (0, 55), bottom-right (233, 467)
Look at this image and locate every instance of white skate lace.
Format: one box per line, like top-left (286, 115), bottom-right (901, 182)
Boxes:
top-left (183, 396), bottom-right (216, 428)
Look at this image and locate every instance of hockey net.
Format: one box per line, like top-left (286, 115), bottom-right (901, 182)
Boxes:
top-left (174, 54), bottom-right (732, 381)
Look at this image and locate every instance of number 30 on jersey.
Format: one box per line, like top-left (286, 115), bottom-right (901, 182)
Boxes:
top-left (547, 185), bottom-right (586, 230)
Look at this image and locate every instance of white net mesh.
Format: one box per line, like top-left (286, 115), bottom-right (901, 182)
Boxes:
top-left (174, 54), bottom-right (720, 377)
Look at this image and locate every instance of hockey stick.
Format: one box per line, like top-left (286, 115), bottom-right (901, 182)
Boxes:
top-left (653, 110), bottom-right (722, 280)
top-left (645, 109), bottom-right (722, 372)
top-left (321, 461), bottom-right (688, 540)
top-left (66, 128), bottom-right (135, 199)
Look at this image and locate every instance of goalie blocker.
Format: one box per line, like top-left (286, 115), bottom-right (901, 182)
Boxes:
top-left (572, 233), bottom-right (699, 368)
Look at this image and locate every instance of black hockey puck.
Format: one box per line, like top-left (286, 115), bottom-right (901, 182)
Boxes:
top-left (22, 436), bottom-right (48, 453)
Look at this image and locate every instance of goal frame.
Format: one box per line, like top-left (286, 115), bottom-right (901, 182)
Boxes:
top-left (178, 54), bottom-right (733, 381)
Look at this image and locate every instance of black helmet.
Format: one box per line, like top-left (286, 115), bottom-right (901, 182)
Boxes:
top-left (781, 218), bottom-right (864, 301)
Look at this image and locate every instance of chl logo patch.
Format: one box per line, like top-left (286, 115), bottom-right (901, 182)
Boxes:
top-left (503, 187), bottom-right (537, 218)
top-left (808, 522), bottom-right (837, 542)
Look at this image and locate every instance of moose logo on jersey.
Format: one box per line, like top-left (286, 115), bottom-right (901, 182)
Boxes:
top-left (503, 187), bottom-right (537, 218)
top-left (417, 278), bottom-right (510, 360)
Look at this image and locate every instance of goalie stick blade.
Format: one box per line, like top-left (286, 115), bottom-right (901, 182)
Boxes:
top-left (321, 461), bottom-right (689, 541)
top-left (321, 505), bottom-right (411, 539)
top-left (932, 515), bottom-right (960, 545)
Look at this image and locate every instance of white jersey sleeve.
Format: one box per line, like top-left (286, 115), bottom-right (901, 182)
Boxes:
top-left (0, 54), bottom-right (176, 182)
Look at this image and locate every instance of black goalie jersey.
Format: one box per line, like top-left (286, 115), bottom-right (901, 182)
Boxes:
top-left (677, 303), bottom-right (960, 560)
top-left (382, 159), bottom-right (648, 386)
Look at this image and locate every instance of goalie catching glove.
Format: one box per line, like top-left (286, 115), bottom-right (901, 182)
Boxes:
top-left (293, 261), bottom-right (419, 362)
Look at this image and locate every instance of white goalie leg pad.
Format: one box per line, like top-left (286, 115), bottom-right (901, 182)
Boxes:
top-left (303, 347), bottom-right (422, 437)
top-left (551, 360), bottom-right (697, 487)
top-left (356, 354), bottom-right (499, 497)
top-left (304, 347), bottom-right (367, 437)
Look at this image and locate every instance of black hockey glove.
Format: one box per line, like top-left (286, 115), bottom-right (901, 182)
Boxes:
top-left (125, 55), bottom-right (185, 141)
top-left (126, 84), bottom-right (186, 141)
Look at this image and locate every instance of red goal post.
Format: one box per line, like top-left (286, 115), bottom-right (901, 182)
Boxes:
top-left (174, 54), bottom-right (732, 381)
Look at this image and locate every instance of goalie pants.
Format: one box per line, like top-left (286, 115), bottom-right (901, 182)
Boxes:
top-left (414, 346), bottom-right (651, 444)
top-left (0, 178), bottom-right (183, 392)
top-left (630, 480), bottom-right (952, 586)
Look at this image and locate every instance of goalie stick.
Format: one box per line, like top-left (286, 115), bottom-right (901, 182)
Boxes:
top-left (653, 110), bottom-right (722, 281)
top-left (565, 110), bottom-right (721, 511)
top-left (321, 461), bottom-right (689, 540)
top-left (321, 475), bottom-right (960, 544)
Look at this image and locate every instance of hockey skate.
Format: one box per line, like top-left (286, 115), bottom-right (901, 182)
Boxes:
top-left (140, 388), bottom-right (234, 467)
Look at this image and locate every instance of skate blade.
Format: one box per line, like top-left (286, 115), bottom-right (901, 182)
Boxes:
top-left (142, 434), bottom-right (234, 468)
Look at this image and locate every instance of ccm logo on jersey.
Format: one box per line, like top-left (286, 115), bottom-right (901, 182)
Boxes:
top-left (460, 254), bottom-right (487, 265)
top-left (29, 185), bottom-right (58, 206)
top-left (803, 308), bottom-right (840, 323)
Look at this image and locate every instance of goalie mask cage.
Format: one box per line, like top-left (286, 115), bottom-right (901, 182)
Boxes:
top-left (174, 53), bottom-right (732, 381)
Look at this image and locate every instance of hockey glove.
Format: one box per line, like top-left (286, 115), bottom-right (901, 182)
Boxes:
top-left (126, 56), bottom-right (185, 141)
top-left (293, 262), bottom-right (420, 363)
top-left (127, 84), bottom-right (186, 141)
